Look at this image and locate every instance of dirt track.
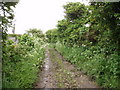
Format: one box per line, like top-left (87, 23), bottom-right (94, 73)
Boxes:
top-left (35, 48), bottom-right (99, 88)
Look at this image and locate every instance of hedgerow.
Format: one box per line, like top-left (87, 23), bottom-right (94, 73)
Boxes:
top-left (46, 2), bottom-right (120, 88)
top-left (3, 34), bottom-right (45, 88)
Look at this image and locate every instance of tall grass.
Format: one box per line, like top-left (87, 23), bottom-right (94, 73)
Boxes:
top-left (3, 34), bottom-right (45, 88)
top-left (55, 42), bottom-right (119, 88)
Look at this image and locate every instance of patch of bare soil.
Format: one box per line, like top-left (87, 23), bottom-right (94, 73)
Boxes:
top-left (35, 48), bottom-right (57, 88)
top-left (54, 49), bottom-right (99, 88)
top-left (35, 48), bottom-right (100, 88)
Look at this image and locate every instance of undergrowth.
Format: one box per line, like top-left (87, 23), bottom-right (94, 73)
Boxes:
top-left (3, 34), bottom-right (45, 88)
top-left (55, 42), bottom-right (120, 88)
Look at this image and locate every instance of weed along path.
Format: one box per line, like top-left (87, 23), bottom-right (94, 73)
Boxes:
top-left (35, 48), bottom-right (99, 88)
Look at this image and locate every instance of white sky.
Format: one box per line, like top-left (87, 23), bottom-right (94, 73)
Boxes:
top-left (9, 0), bottom-right (89, 34)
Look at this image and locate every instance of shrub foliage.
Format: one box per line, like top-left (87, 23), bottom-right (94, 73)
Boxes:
top-left (46, 2), bottom-right (120, 88)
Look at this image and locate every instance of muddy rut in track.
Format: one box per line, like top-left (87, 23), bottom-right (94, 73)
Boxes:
top-left (35, 48), bottom-right (100, 88)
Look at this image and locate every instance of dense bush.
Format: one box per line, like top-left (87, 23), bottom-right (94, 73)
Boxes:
top-left (48, 2), bottom-right (120, 88)
top-left (45, 29), bottom-right (58, 43)
top-left (3, 34), bottom-right (45, 88)
top-left (2, 2), bottom-right (45, 88)
top-left (55, 42), bottom-right (119, 88)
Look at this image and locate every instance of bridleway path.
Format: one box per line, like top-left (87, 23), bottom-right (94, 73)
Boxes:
top-left (35, 47), bottom-right (99, 88)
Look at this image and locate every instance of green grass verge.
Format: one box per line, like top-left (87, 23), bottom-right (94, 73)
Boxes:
top-left (54, 43), bottom-right (120, 88)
